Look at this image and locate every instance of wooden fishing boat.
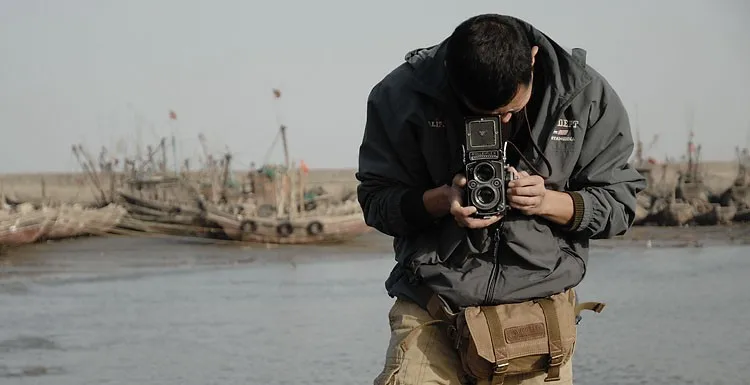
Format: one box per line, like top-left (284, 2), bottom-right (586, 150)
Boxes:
top-left (201, 88), bottom-right (370, 245)
top-left (205, 209), bottom-right (370, 245)
top-left (84, 204), bottom-right (128, 234)
top-left (116, 189), bottom-right (224, 238)
top-left (116, 214), bottom-right (227, 238)
top-left (0, 210), bottom-right (53, 246)
top-left (41, 204), bottom-right (126, 240)
top-left (119, 190), bottom-right (202, 217)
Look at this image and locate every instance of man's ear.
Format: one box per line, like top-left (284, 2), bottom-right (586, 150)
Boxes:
top-left (531, 46), bottom-right (539, 66)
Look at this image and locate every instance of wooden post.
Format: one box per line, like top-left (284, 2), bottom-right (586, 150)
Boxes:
top-left (160, 138), bottom-right (167, 173)
top-left (275, 171), bottom-right (283, 218)
top-left (109, 162), bottom-right (116, 203)
top-left (221, 153), bottom-right (232, 203)
top-left (287, 169), bottom-right (293, 218)
top-left (298, 165), bottom-right (305, 215)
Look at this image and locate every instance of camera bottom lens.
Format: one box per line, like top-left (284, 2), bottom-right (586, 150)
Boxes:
top-left (474, 186), bottom-right (499, 210)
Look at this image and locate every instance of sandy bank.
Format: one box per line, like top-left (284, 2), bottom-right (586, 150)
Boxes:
top-left (0, 168), bottom-right (359, 205)
top-left (1, 161), bottom-right (743, 204)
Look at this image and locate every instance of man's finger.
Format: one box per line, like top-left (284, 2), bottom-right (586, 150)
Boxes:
top-left (507, 167), bottom-right (519, 179)
top-left (508, 195), bottom-right (537, 207)
top-left (508, 177), bottom-right (536, 188)
top-left (449, 199), bottom-right (464, 216)
top-left (507, 185), bottom-right (542, 197)
top-left (451, 203), bottom-right (476, 217)
top-left (510, 202), bottom-right (535, 210)
top-left (464, 215), bottom-right (503, 229)
top-left (508, 175), bottom-right (543, 188)
top-left (452, 174), bottom-right (467, 187)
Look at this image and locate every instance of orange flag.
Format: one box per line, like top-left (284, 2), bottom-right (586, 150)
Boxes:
top-left (300, 160), bottom-right (309, 174)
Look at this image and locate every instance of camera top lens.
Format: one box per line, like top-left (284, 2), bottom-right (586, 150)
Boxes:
top-left (473, 162), bottom-right (495, 183)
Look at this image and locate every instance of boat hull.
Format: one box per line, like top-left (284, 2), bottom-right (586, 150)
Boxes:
top-left (206, 211), bottom-right (371, 245)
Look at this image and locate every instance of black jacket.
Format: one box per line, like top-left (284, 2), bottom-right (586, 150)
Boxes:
top-left (355, 17), bottom-right (647, 310)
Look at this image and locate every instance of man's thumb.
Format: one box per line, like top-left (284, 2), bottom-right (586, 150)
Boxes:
top-left (452, 173), bottom-right (467, 187)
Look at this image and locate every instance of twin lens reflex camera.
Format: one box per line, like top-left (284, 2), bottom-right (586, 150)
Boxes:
top-left (462, 116), bottom-right (517, 218)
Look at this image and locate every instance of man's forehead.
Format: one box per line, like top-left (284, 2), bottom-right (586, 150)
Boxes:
top-left (479, 98), bottom-right (521, 115)
top-left (469, 87), bottom-right (529, 115)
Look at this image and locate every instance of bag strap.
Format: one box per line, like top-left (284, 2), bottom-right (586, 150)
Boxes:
top-left (482, 306), bottom-right (510, 385)
top-left (398, 294), bottom-right (457, 354)
top-left (575, 301), bottom-right (606, 317)
top-left (398, 319), bottom-right (444, 351)
top-left (537, 298), bottom-right (564, 382)
top-left (426, 293), bottom-right (457, 323)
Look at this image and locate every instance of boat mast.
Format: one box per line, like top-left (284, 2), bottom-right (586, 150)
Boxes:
top-left (280, 124), bottom-right (290, 170)
top-left (272, 88), bottom-right (296, 218)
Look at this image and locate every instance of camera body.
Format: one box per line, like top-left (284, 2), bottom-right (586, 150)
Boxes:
top-left (462, 116), bottom-right (515, 218)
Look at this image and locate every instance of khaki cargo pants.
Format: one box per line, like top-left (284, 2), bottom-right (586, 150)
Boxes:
top-left (373, 298), bottom-right (573, 385)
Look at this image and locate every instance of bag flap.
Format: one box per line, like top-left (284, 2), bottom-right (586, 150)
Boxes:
top-left (464, 300), bottom-right (569, 361)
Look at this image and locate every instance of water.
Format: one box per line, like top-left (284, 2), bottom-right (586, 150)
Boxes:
top-left (1, 236), bottom-right (749, 384)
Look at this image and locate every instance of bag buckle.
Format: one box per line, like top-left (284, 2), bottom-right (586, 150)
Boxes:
top-left (549, 353), bottom-right (564, 367)
top-left (493, 362), bottom-right (509, 375)
top-left (544, 353), bottom-right (564, 382)
top-left (491, 363), bottom-right (509, 385)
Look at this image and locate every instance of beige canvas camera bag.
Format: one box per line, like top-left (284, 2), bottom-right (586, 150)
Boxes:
top-left (426, 289), bottom-right (605, 384)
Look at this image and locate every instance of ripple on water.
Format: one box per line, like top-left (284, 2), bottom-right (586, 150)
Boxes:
top-left (0, 336), bottom-right (61, 353)
top-left (0, 365), bottom-right (66, 379)
top-left (0, 281), bottom-right (31, 295)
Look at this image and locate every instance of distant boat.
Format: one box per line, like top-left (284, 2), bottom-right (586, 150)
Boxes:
top-left (0, 208), bottom-right (52, 246)
top-left (204, 208), bottom-right (370, 245)
top-left (201, 90), bottom-right (370, 245)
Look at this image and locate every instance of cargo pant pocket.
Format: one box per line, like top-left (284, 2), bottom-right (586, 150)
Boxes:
top-left (373, 299), bottom-right (466, 385)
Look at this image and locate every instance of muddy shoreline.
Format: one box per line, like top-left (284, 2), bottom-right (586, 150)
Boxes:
top-left (1, 224), bottom-right (748, 286)
top-left (593, 223), bottom-right (750, 248)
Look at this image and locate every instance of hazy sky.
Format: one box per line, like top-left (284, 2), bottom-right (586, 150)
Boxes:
top-left (1, 0), bottom-right (749, 173)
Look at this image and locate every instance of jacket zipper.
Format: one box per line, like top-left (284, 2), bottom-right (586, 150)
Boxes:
top-left (480, 78), bottom-right (593, 305)
top-left (483, 226), bottom-right (503, 304)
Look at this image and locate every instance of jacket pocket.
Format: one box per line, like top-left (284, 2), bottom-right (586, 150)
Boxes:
top-left (394, 217), bottom-right (470, 271)
top-left (501, 215), bottom-right (564, 271)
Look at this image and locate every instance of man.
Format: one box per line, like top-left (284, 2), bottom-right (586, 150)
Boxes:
top-left (356, 14), bottom-right (646, 385)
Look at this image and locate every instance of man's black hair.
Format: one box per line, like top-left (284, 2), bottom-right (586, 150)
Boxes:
top-left (445, 14), bottom-right (533, 111)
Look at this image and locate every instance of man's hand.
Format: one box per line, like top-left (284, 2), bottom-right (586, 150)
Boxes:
top-left (449, 174), bottom-right (503, 228)
top-left (506, 168), bottom-right (575, 225)
top-left (506, 169), bottom-right (547, 215)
